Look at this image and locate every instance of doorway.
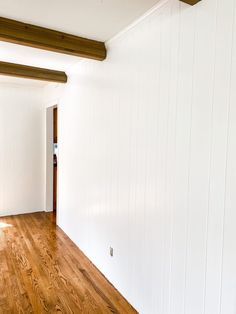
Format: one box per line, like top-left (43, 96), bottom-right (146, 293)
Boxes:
top-left (46, 105), bottom-right (58, 214)
top-left (53, 107), bottom-right (58, 212)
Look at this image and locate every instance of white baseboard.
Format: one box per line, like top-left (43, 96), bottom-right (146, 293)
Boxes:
top-left (0, 209), bottom-right (44, 217)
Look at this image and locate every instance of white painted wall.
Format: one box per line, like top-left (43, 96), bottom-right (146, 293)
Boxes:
top-left (0, 83), bottom-right (45, 216)
top-left (44, 0), bottom-right (236, 313)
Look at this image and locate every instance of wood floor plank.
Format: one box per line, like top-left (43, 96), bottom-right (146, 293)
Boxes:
top-left (0, 212), bottom-right (137, 314)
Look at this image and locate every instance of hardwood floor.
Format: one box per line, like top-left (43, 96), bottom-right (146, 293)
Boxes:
top-left (0, 212), bottom-right (137, 314)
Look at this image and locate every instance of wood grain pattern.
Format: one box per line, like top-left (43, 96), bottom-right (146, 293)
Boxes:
top-left (0, 212), bottom-right (137, 313)
top-left (0, 61), bottom-right (67, 83)
top-left (0, 17), bottom-right (106, 61)
top-left (179, 0), bottom-right (201, 5)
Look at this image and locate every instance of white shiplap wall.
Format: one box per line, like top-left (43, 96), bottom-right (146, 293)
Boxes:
top-left (0, 83), bottom-right (45, 216)
top-left (46, 0), bottom-right (236, 313)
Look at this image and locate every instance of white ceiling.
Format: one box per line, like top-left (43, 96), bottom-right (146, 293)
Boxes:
top-left (0, 75), bottom-right (49, 88)
top-left (0, 42), bottom-right (80, 71)
top-left (0, 0), bottom-right (159, 41)
top-left (0, 0), bottom-right (160, 85)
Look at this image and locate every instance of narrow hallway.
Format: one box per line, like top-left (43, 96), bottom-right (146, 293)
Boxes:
top-left (0, 212), bottom-right (136, 313)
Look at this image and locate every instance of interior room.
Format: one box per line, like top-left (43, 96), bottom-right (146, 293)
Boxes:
top-left (0, 0), bottom-right (235, 313)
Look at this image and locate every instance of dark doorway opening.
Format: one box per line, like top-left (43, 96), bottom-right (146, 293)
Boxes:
top-left (53, 107), bottom-right (58, 212)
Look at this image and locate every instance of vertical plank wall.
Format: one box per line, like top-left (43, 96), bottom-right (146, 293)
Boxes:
top-left (45, 0), bottom-right (236, 313)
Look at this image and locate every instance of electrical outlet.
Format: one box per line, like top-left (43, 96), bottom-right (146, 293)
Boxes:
top-left (109, 247), bottom-right (114, 257)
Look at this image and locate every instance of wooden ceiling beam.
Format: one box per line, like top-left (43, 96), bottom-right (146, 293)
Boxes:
top-left (180, 0), bottom-right (201, 5)
top-left (0, 17), bottom-right (106, 61)
top-left (0, 61), bottom-right (67, 83)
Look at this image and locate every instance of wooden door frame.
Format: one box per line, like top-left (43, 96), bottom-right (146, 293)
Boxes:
top-left (45, 105), bottom-right (57, 213)
top-left (53, 107), bottom-right (58, 212)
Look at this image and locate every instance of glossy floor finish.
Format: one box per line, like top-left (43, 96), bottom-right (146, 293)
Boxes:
top-left (0, 212), bottom-right (136, 313)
